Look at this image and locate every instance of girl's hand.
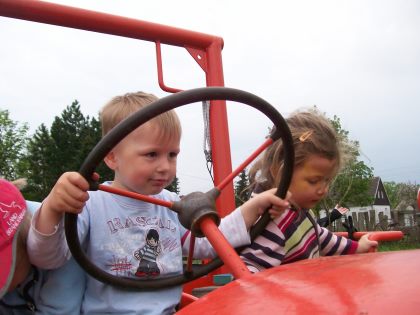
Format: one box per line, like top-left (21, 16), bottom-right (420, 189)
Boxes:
top-left (266, 190), bottom-right (292, 219)
top-left (335, 204), bottom-right (349, 215)
top-left (356, 233), bottom-right (378, 253)
top-left (240, 188), bottom-right (291, 229)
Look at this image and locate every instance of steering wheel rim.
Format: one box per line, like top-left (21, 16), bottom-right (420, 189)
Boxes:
top-left (65, 86), bottom-right (294, 290)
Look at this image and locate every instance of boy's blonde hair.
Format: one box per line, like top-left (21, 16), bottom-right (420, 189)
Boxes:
top-left (100, 91), bottom-right (181, 141)
top-left (249, 108), bottom-right (343, 191)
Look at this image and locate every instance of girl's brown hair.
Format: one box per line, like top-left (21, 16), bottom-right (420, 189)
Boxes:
top-left (249, 108), bottom-right (343, 192)
top-left (100, 91), bottom-right (181, 142)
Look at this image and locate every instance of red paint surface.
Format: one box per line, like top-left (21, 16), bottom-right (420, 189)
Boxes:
top-left (178, 250), bottom-right (420, 314)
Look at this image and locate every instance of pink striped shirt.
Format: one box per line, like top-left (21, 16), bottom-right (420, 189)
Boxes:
top-left (240, 208), bottom-right (358, 272)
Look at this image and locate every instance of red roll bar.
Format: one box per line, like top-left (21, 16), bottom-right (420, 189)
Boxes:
top-left (0, 0), bottom-right (235, 216)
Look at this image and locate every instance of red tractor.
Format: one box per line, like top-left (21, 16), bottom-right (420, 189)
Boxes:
top-left (1, 1), bottom-right (419, 313)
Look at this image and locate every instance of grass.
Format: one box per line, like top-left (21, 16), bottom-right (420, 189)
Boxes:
top-left (378, 240), bottom-right (420, 252)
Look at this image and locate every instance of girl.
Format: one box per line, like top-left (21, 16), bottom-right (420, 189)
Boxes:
top-left (240, 109), bottom-right (377, 273)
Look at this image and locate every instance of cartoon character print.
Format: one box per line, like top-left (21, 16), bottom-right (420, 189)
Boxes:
top-left (134, 228), bottom-right (162, 277)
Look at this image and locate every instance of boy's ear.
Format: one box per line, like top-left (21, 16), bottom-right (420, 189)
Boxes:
top-left (104, 151), bottom-right (118, 170)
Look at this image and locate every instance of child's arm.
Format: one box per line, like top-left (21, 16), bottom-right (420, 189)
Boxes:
top-left (28, 172), bottom-right (91, 269)
top-left (240, 188), bottom-right (290, 230)
top-left (319, 226), bottom-right (358, 256)
top-left (356, 234), bottom-right (378, 253)
top-left (182, 188), bottom-right (290, 259)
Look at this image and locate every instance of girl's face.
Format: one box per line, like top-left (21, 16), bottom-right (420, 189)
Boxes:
top-left (288, 154), bottom-right (337, 210)
top-left (105, 122), bottom-right (180, 195)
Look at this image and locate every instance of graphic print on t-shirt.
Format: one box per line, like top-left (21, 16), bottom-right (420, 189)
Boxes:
top-left (133, 228), bottom-right (162, 277)
top-left (102, 212), bottom-right (182, 278)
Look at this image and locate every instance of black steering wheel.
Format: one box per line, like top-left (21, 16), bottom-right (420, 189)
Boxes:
top-left (65, 86), bottom-right (294, 290)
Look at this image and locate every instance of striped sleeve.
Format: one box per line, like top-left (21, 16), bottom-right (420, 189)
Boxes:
top-left (319, 227), bottom-right (358, 256)
top-left (240, 211), bottom-right (291, 270)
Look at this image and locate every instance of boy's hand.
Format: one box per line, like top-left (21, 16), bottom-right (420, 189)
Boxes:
top-left (45, 172), bottom-right (91, 214)
top-left (240, 188), bottom-right (291, 230)
top-left (356, 233), bottom-right (378, 253)
top-left (35, 172), bottom-right (94, 234)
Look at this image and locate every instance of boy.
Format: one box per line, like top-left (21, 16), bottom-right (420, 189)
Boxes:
top-left (28, 92), bottom-right (289, 314)
top-left (0, 179), bottom-right (85, 314)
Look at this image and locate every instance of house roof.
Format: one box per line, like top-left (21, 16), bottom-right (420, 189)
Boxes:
top-left (369, 177), bottom-right (380, 197)
top-left (370, 176), bottom-right (391, 206)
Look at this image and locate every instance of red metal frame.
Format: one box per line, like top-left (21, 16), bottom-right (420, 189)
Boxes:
top-left (0, 0), bottom-right (246, 287)
top-left (0, 0), bottom-right (235, 217)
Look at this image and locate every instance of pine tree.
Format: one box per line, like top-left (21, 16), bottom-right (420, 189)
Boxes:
top-left (77, 115), bottom-right (114, 182)
top-left (24, 124), bottom-right (57, 200)
top-left (24, 101), bottom-right (112, 200)
top-left (167, 176), bottom-right (180, 194)
top-left (234, 170), bottom-right (249, 207)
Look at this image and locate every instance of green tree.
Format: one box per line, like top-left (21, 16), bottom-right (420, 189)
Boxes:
top-left (24, 101), bottom-right (113, 200)
top-left (23, 124), bottom-right (57, 200)
top-left (75, 114), bottom-right (114, 183)
top-left (0, 109), bottom-right (29, 180)
top-left (383, 181), bottom-right (400, 209)
top-left (167, 176), bottom-right (180, 194)
top-left (234, 170), bottom-right (249, 207)
top-left (384, 181), bottom-right (420, 210)
top-left (50, 100), bottom-right (91, 173)
top-left (316, 114), bottom-right (374, 213)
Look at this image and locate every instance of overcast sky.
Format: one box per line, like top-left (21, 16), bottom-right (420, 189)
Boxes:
top-left (1, 0), bottom-right (419, 194)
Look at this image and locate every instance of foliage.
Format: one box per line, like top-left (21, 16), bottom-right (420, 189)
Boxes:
top-left (167, 176), bottom-right (180, 194)
top-left (23, 101), bottom-right (113, 200)
top-left (0, 109), bottom-right (29, 180)
top-left (234, 170), bottom-right (249, 207)
top-left (384, 181), bottom-right (400, 209)
top-left (378, 239), bottom-right (420, 252)
top-left (315, 113), bottom-right (374, 213)
top-left (22, 124), bottom-right (57, 199)
top-left (384, 181), bottom-right (420, 210)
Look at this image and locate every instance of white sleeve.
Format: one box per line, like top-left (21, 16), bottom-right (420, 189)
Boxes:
top-left (27, 209), bottom-right (70, 269)
top-left (181, 207), bottom-right (251, 259)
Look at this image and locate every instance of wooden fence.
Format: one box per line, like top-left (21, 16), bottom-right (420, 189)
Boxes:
top-left (326, 210), bottom-right (420, 243)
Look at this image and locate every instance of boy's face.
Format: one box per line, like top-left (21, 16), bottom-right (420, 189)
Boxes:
top-left (106, 122), bottom-right (180, 195)
top-left (288, 154), bottom-right (336, 210)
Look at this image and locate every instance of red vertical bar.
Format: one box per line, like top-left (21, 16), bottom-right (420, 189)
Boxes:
top-left (199, 217), bottom-right (251, 279)
top-left (205, 40), bottom-right (235, 217)
top-left (185, 235), bottom-right (196, 273)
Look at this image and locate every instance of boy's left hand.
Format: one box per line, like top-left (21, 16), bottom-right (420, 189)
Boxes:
top-left (356, 233), bottom-right (378, 253)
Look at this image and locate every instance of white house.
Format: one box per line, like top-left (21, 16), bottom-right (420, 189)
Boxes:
top-left (348, 177), bottom-right (391, 225)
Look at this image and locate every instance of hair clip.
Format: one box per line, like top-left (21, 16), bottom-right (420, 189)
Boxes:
top-left (299, 130), bottom-right (313, 142)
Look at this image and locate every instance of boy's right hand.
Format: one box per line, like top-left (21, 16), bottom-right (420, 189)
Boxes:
top-left (36, 172), bottom-right (92, 234)
top-left (44, 172), bottom-right (91, 215)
